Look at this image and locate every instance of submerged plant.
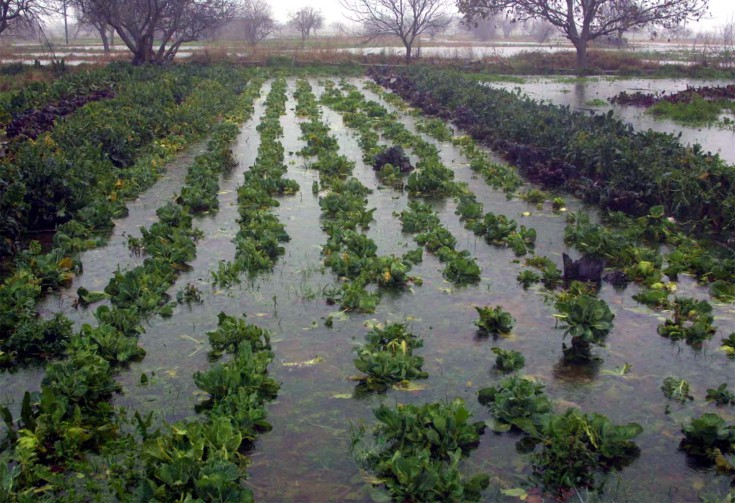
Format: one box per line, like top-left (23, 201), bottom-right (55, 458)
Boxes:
top-left (680, 413), bottom-right (735, 460)
top-left (531, 409), bottom-right (643, 496)
top-left (661, 376), bottom-right (694, 403)
top-left (353, 323), bottom-right (427, 392)
top-left (474, 305), bottom-right (514, 335)
top-left (722, 333), bottom-right (735, 358)
top-left (657, 297), bottom-right (716, 347)
top-left (517, 270), bottom-right (541, 289)
top-left (555, 295), bottom-right (614, 361)
top-left (351, 400), bottom-right (489, 502)
top-left (705, 384), bottom-right (735, 406)
top-left (491, 347), bottom-right (525, 372)
top-left (176, 282), bottom-right (203, 305)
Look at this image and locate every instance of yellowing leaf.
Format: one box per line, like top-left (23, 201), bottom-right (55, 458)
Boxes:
top-left (392, 381), bottom-right (427, 392)
top-left (58, 257), bottom-right (74, 270)
top-left (501, 488), bottom-right (528, 500)
top-left (282, 356), bottom-right (324, 367)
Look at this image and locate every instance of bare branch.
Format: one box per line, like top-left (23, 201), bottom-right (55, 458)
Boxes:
top-left (340, 0), bottom-right (453, 63)
top-left (458, 0), bottom-right (710, 69)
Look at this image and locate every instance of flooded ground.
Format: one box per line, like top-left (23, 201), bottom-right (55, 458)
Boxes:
top-left (486, 76), bottom-right (735, 164)
top-left (2, 77), bottom-right (734, 502)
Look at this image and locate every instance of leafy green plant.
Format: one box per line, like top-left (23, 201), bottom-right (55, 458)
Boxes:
top-left (531, 409), bottom-right (642, 495)
top-left (680, 413), bottom-right (735, 460)
top-left (443, 253), bottom-right (481, 285)
top-left (632, 287), bottom-right (672, 310)
top-left (517, 269), bottom-right (541, 289)
top-left (478, 376), bottom-right (551, 433)
top-left (555, 295), bottom-right (614, 361)
top-left (207, 312), bottom-right (271, 357)
top-left (491, 347), bottom-right (525, 372)
top-left (722, 333), bottom-right (735, 358)
top-left (176, 283), bottom-right (202, 305)
top-left (706, 384), bottom-right (735, 406)
top-left (657, 297), bottom-right (716, 347)
top-left (353, 323), bottom-right (427, 392)
top-left (474, 305), bottom-right (514, 335)
top-left (520, 188), bottom-right (547, 205)
top-left (661, 376), bottom-right (694, 403)
top-left (351, 400), bottom-right (488, 502)
top-left (551, 197), bottom-right (566, 211)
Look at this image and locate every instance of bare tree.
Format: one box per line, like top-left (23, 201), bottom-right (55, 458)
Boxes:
top-left (458, 0), bottom-right (710, 71)
top-left (289, 6), bottom-right (323, 45)
top-left (238, 0), bottom-right (276, 46)
top-left (526, 19), bottom-right (554, 42)
top-left (0, 0), bottom-right (46, 36)
top-left (466, 17), bottom-right (496, 41)
top-left (71, 0), bottom-right (114, 52)
top-left (82, 0), bottom-right (237, 64)
top-left (341, 0), bottom-right (452, 63)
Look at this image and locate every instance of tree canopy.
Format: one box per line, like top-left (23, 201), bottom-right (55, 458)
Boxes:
top-left (457, 0), bottom-right (709, 70)
top-left (81, 0), bottom-right (237, 64)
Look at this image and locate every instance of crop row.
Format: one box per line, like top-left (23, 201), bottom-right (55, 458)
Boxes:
top-left (0, 76), bottom-right (271, 499)
top-left (212, 77), bottom-right (299, 286)
top-left (1, 65), bottom-right (255, 259)
top-left (369, 66), bottom-right (735, 237)
top-left (292, 79), bottom-right (420, 314)
top-left (320, 80), bottom-right (483, 285)
top-left (0, 67), bottom-right (261, 366)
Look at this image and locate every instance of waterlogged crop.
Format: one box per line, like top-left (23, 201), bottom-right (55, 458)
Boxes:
top-left (353, 323), bottom-right (427, 392)
top-left (213, 78), bottom-right (297, 283)
top-left (661, 376), bottom-right (694, 403)
top-left (657, 297), bottom-right (716, 347)
top-left (555, 295), bottom-right (614, 361)
top-left (371, 66), bottom-right (735, 236)
top-left (351, 400), bottom-right (489, 502)
top-left (478, 376), bottom-right (551, 432)
top-left (474, 305), bottom-right (514, 335)
top-left (680, 413), bottom-right (735, 461)
top-left (491, 347), bottom-right (526, 372)
top-left (531, 409), bottom-right (643, 495)
top-left (0, 72), bottom-right (268, 497)
top-left (142, 313), bottom-right (278, 501)
top-left (471, 211), bottom-right (536, 256)
top-left (705, 384), bottom-right (735, 406)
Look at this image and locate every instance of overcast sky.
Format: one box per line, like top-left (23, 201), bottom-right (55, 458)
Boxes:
top-left (273, 0), bottom-right (734, 32)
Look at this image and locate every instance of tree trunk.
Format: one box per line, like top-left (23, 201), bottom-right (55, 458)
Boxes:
top-left (404, 44), bottom-right (412, 64)
top-left (574, 39), bottom-right (589, 74)
top-left (98, 26), bottom-right (110, 53)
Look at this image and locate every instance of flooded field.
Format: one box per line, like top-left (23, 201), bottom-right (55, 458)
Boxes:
top-left (486, 76), bottom-right (735, 163)
top-left (2, 74), bottom-right (734, 502)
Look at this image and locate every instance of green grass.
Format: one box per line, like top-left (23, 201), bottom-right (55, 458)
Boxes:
top-left (584, 98), bottom-right (608, 107)
top-left (466, 72), bottom-right (527, 84)
top-left (648, 95), bottom-right (735, 124)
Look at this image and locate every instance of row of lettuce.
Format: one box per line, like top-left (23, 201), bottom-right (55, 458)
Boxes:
top-left (211, 78), bottom-right (298, 286)
top-left (0, 73), bottom-right (284, 500)
top-left (0, 65), bottom-right (259, 366)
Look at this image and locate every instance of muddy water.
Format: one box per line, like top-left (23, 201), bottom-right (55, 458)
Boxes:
top-left (3, 77), bottom-right (733, 502)
top-left (486, 77), bottom-right (735, 163)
